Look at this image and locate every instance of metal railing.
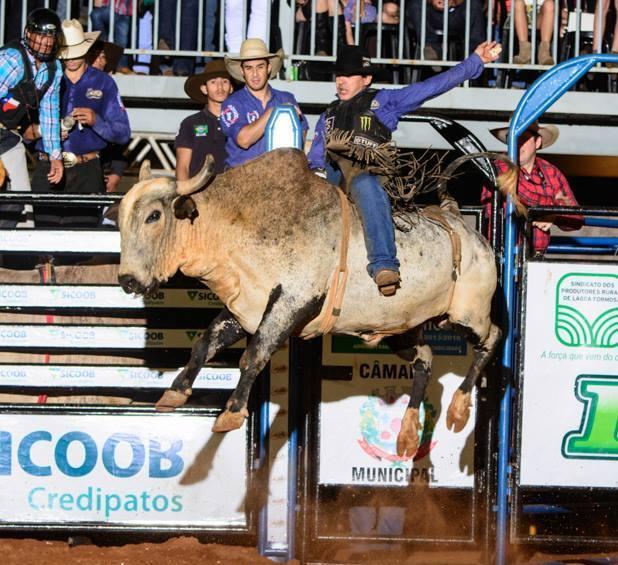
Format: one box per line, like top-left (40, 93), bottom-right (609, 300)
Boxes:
top-left (2, 0), bottom-right (616, 80)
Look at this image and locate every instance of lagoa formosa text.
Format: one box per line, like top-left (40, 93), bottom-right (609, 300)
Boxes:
top-left (0, 429), bottom-right (185, 519)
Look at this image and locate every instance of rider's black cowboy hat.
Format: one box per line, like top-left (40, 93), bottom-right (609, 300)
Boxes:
top-left (333, 45), bottom-right (383, 77)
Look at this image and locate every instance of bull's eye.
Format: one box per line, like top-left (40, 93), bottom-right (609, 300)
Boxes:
top-left (146, 210), bottom-right (161, 224)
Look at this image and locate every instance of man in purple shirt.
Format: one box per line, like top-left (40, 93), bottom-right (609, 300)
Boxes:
top-left (31, 19), bottom-right (130, 228)
top-left (307, 42), bottom-right (501, 296)
top-left (221, 38), bottom-right (308, 168)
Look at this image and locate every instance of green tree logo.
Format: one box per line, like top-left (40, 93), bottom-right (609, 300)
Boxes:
top-left (555, 274), bottom-right (618, 348)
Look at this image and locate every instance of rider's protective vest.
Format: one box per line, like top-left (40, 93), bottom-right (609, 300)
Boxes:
top-left (324, 89), bottom-right (391, 155)
top-left (0, 40), bottom-right (56, 130)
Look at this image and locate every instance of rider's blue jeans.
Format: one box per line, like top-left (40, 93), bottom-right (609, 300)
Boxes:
top-left (327, 165), bottom-right (399, 279)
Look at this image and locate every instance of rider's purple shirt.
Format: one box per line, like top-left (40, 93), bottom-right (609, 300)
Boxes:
top-left (307, 53), bottom-right (484, 170)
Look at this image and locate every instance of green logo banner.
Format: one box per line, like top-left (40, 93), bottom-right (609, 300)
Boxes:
top-left (555, 273), bottom-right (618, 348)
top-left (562, 375), bottom-right (618, 460)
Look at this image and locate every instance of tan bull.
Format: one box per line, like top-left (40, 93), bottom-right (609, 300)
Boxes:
top-left (117, 148), bottom-right (509, 458)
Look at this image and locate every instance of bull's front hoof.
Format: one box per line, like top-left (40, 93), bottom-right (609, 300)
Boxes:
top-left (212, 408), bottom-right (249, 433)
top-left (155, 389), bottom-right (192, 412)
top-left (446, 389), bottom-right (472, 432)
top-left (396, 407), bottom-right (422, 458)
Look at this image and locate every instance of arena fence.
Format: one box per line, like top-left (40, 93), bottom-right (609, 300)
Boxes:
top-left (3, 0), bottom-right (618, 80)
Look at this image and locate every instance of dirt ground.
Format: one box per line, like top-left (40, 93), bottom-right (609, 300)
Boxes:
top-left (0, 536), bottom-right (617, 565)
top-left (0, 536), bottom-right (295, 565)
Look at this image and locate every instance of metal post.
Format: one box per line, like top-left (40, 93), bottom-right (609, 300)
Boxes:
top-left (494, 53), bottom-right (618, 565)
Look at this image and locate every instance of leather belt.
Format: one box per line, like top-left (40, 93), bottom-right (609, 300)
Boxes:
top-left (38, 151), bottom-right (99, 168)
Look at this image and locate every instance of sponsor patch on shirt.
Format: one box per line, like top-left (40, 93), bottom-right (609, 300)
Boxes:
top-left (370, 99), bottom-right (380, 110)
top-left (221, 104), bottom-right (239, 126)
top-left (246, 110), bottom-right (259, 123)
top-left (194, 124), bottom-right (209, 137)
top-left (86, 88), bottom-right (103, 100)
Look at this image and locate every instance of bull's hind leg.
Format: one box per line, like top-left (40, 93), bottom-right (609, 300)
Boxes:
top-left (156, 308), bottom-right (247, 412)
top-left (446, 322), bottom-right (502, 432)
top-left (384, 328), bottom-right (432, 458)
top-left (213, 285), bottom-right (325, 433)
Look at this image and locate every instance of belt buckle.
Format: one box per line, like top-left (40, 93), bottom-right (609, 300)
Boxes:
top-left (62, 152), bottom-right (77, 168)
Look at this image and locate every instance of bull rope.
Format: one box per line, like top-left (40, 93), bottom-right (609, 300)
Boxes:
top-left (305, 188), bottom-right (351, 338)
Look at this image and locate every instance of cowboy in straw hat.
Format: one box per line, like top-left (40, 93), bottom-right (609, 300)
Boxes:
top-left (58, 19), bottom-right (100, 61)
top-left (220, 38), bottom-right (308, 168)
top-left (482, 120), bottom-right (582, 256)
top-left (306, 41), bottom-right (502, 297)
top-left (175, 60), bottom-right (234, 181)
top-left (29, 18), bottom-right (130, 230)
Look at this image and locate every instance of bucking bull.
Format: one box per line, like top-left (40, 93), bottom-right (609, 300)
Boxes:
top-left (117, 148), bottom-right (517, 458)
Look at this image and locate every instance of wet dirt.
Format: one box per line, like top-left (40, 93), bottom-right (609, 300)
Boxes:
top-left (0, 536), bottom-right (296, 565)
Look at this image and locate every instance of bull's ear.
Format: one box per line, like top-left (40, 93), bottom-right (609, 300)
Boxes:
top-left (103, 202), bottom-right (120, 224)
top-left (139, 160), bottom-right (153, 182)
top-left (172, 196), bottom-right (199, 223)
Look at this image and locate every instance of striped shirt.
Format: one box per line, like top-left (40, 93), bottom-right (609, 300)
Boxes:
top-left (0, 45), bottom-right (62, 159)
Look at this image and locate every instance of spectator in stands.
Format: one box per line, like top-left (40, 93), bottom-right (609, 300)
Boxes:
top-left (220, 38), bottom-right (309, 168)
top-left (482, 122), bottom-right (582, 256)
top-left (295, 0), bottom-right (345, 55)
top-left (30, 19), bottom-right (130, 228)
top-left (0, 8), bottom-right (63, 228)
top-left (225, 0), bottom-right (269, 52)
top-left (175, 60), bottom-right (233, 179)
top-left (306, 42), bottom-right (501, 296)
top-left (157, 0), bottom-right (217, 77)
top-left (89, 0), bottom-right (133, 73)
top-left (408, 0), bottom-right (485, 61)
top-left (87, 39), bottom-right (127, 192)
top-left (342, 0), bottom-right (401, 45)
top-left (593, 0), bottom-right (618, 57)
top-left (512, 0), bottom-right (556, 65)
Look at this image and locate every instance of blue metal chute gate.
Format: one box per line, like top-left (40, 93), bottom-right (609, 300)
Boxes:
top-left (496, 54), bottom-right (618, 564)
top-left (510, 206), bottom-right (618, 549)
top-left (0, 192), bottom-right (261, 541)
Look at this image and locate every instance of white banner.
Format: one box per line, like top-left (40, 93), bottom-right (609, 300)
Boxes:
top-left (0, 365), bottom-right (240, 389)
top-left (0, 325), bottom-right (244, 349)
top-left (0, 230), bottom-right (119, 253)
top-left (520, 262), bottom-right (618, 488)
top-left (0, 286), bottom-right (222, 309)
top-left (319, 336), bottom-right (475, 488)
top-left (0, 413), bottom-right (248, 526)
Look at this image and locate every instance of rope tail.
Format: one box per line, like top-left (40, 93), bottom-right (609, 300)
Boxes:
top-left (434, 151), bottom-right (528, 218)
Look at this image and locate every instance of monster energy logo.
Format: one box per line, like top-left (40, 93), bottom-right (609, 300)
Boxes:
top-left (359, 115), bottom-right (372, 131)
top-left (562, 375), bottom-right (618, 460)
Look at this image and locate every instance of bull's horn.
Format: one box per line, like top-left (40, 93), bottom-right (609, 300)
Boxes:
top-left (176, 155), bottom-right (215, 196)
top-left (139, 160), bottom-right (152, 182)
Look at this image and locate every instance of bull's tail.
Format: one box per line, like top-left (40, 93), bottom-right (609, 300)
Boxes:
top-left (436, 152), bottom-right (527, 218)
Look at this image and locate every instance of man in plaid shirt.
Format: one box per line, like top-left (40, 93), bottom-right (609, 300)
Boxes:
top-left (482, 121), bottom-right (583, 255)
top-left (0, 8), bottom-right (63, 227)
